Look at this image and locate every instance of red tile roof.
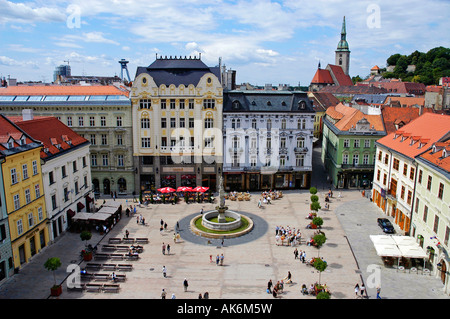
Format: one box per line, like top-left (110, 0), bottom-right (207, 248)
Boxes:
top-left (418, 139), bottom-right (450, 172)
top-left (376, 113), bottom-right (450, 159)
top-left (311, 69), bottom-right (334, 84)
top-left (384, 96), bottom-right (425, 107)
top-left (0, 114), bottom-right (35, 152)
top-left (10, 116), bottom-right (89, 159)
top-left (327, 64), bottom-right (353, 86)
top-left (326, 103), bottom-right (384, 132)
top-left (0, 85), bottom-right (129, 97)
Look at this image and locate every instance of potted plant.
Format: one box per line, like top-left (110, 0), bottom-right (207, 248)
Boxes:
top-left (80, 231), bottom-right (93, 261)
top-left (310, 201), bottom-right (321, 212)
top-left (313, 233), bottom-right (327, 248)
top-left (312, 216), bottom-right (323, 229)
top-left (44, 257), bottom-right (62, 296)
top-left (313, 258), bottom-right (328, 286)
top-left (309, 187), bottom-right (318, 195)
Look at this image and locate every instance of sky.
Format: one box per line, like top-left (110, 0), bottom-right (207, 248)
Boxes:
top-left (0, 0), bottom-right (449, 86)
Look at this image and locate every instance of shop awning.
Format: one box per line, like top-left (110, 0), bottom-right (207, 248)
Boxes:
top-left (72, 212), bottom-right (91, 220)
top-left (77, 202), bottom-right (85, 210)
top-left (85, 195), bottom-right (93, 203)
top-left (97, 206), bottom-right (118, 214)
top-left (67, 209), bottom-right (76, 218)
top-left (370, 235), bottom-right (428, 259)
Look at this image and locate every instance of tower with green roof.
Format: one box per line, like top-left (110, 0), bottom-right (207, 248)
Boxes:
top-left (335, 16), bottom-right (350, 76)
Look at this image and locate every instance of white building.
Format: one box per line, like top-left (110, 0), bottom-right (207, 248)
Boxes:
top-left (222, 90), bottom-right (315, 191)
top-left (14, 113), bottom-right (93, 241)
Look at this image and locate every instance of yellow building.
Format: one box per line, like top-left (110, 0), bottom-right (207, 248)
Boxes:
top-left (0, 115), bottom-right (49, 270)
top-left (308, 92), bottom-right (340, 142)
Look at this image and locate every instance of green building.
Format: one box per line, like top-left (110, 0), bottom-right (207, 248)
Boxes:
top-left (321, 103), bottom-right (386, 188)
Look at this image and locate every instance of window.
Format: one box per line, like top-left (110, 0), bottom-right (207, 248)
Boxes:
top-left (267, 119), bottom-right (272, 130)
top-left (67, 116), bottom-right (72, 127)
top-left (393, 158), bottom-right (400, 171)
top-left (117, 134), bottom-right (123, 146)
top-left (32, 161), bottom-right (38, 175)
top-left (204, 118), bottom-right (213, 129)
top-left (364, 139), bottom-right (370, 148)
top-left (352, 154), bottom-right (359, 166)
top-left (100, 116), bottom-right (106, 127)
top-left (296, 137), bottom-right (305, 148)
top-left (160, 99), bottom-right (167, 109)
top-left (423, 205), bottom-right (428, 222)
top-left (82, 156), bottom-right (86, 168)
top-left (418, 170), bottom-right (423, 184)
top-left (354, 139), bottom-right (360, 148)
top-left (296, 154), bottom-right (305, 167)
top-left (205, 137), bottom-right (214, 148)
top-left (281, 119), bottom-right (286, 129)
top-left (409, 167), bottom-right (415, 180)
top-left (189, 118), bottom-right (194, 128)
top-left (433, 215), bottom-right (439, 233)
top-left (91, 154), bottom-right (97, 166)
top-left (280, 137), bottom-right (286, 148)
top-left (403, 164), bottom-right (408, 176)
top-left (252, 119), bottom-right (257, 129)
top-left (376, 169), bottom-right (380, 181)
top-left (250, 157), bottom-right (257, 167)
top-left (179, 118), bottom-right (185, 128)
top-left (203, 99), bottom-right (215, 109)
top-left (141, 118), bottom-right (150, 129)
top-left (427, 176), bottom-right (432, 191)
top-left (188, 99), bottom-right (194, 109)
top-left (342, 154), bottom-right (349, 164)
top-left (438, 183), bottom-right (444, 200)
top-left (11, 168), bottom-right (18, 185)
top-left (118, 155), bottom-right (124, 167)
top-left (179, 100), bottom-right (185, 109)
top-left (378, 151), bottom-right (382, 161)
top-left (35, 184), bottom-right (40, 198)
top-left (49, 171), bottom-right (54, 185)
top-left (17, 220), bottom-right (23, 236)
top-left (384, 154), bottom-right (389, 165)
top-left (25, 189), bottom-right (31, 204)
top-left (343, 139), bottom-right (350, 148)
top-left (101, 134), bottom-right (108, 145)
top-left (141, 138), bottom-right (151, 148)
top-left (251, 138), bottom-right (257, 149)
top-left (78, 116), bottom-right (84, 127)
top-left (161, 137), bottom-right (167, 147)
top-left (116, 116), bottom-right (122, 127)
top-left (64, 187), bottom-right (69, 202)
top-left (38, 207), bottom-right (43, 221)
top-left (140, 99), bottom-right (151, 109)
top-left (28, 212), bottom-right (34, 228)
top-left (161, 118), bottom-right (167, 128)
top-left (51, 195), bottom-right (57, 210)
top-left (170, 118), bottom-right (176, 128)
top-left (13, 194), bottom-right (20, 210)
top-left (363, 154), bottom-right (369, 165)
top-left (280, 156), bottom-right (286, 167)
top-left (22, 164), bottom-right (28, 180)
top-left (170, 99), bottom-right (176, 109)
top-left (90, 134), bottom-right (96, 145)
top-left (298, 118), bottom-right (306, 129)
top-left (74, 181), bottom-right (79, 195)
top-left (383, 173), bottom-right (387, 186)
top-left (102, 154), bottom-right (108, 166)
top-left (72, 160), bottom-right (77, 172)
top-left (407, 190), bottom-right (412, 205)
top-left (90, 116), bottom-right (95, 126)
top-left (400, 186), bottom-right (405, 200)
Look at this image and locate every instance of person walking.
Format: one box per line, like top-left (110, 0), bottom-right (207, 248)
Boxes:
top-left (183, 278), bottom-right (189, 292)
top-left (167, 244), bottom-right (171, 255)
top-left (267, 279), bottom-right (273, 293)
top-left (219, 254), bottom-right (224, 266)
top-left (376, 286), bottom-right (381, 299)
top-left (294, 248), bottom-right (299, 260)
top-left (171, 293), bottom-right (176, 299)
top-left (360, 283), bottom-right (366, 298)
top-left (162, 243), bottom-right (166, 255)
top-left (354, 283), bottom-right (360, 297)
top-left (216, 254), bottom-right (220, 266)
top-left (162, 266), bottom-right (167, 278)
top-left (161, 289), bottom-right (167, 299)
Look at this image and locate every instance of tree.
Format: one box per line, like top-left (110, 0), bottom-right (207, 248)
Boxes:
top-left (44, 257), bottom-right (62, 288)
top-left (313, 258), bottom-right (328, 285)
top-left (312, 217), bottom-right (323, 229)
top-left (313, 233), bottom-right (327, 248)
top-left (310, 201), bottom-right (321, 212)
top-left (310, 194), bottom-right (319, 203)
top-left (309, 187), bottom-right (317, 195)
top-left (387, 53), bottom-right (402, 66)
top-left (80, 231), bottom-right (92, 245)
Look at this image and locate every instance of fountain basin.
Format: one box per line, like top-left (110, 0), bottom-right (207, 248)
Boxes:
top-left (202, 210), bottom-right (242, 231)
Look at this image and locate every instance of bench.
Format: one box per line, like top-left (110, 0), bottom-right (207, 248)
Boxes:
top-left (67, 284), bottom-right (85, 292)
top-left (136, 238), bottom-right (149, 244)
top-left (115, 245), bottom-right (131, 252)
top-left (110, 254), bottom-right (124, 260)
top-left (114, 274), bottom-right (127, 282)
top-left (85, 283), bottom-right (103, 292)
top-left (122, 238), bottom-right (135, 244)
top-left (108, 238), bottom-right (122, 244)
top-left (102, 284), bottom-right (120, 293)
top-left (85, 263), bottom-right (103, 271)
top-left (102, 264), bottom-right (117, 271)
top-left (102, 245), bottom-right (117, 252)
top-left (124, 254), bottom-right (139, 261)
top-left (93, 273), bottom-right (110, 281)
top-left (80, 272), bottom-right (94, 281)
top-left (94, 253), bottom-right (110, 260)
top-left (117, 264), bottom-right (133, 271)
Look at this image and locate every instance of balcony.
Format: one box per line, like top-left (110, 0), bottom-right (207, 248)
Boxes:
top-left (294, 147), bottom-right (308, 153)
top-left (228, 147), bottom-right (244, 153)
top-left (341, 163), bottom-right (374, 170)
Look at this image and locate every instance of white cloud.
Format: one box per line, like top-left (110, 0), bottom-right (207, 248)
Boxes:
top-left (0, 0), bottom-right (65, 24)
top-left (62, 31), bottom-right (119, 45)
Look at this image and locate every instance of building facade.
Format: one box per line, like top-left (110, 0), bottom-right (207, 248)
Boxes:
top-left (413, 139), bottom-right (450, 295)
top-left (0, 85), bottom-right (134, 196)
top-left (13, 114), bottom-right (93, 242)
top-left (322, 103), bottom-right (385, 188)
top-left (131, 55), bottom-right (223, 192)
top-left (0, 115), bottom-right (49, 270)
top-left (222, 90), bottom-right (315, 191)
top-left (0, 162), bottom-right (14, 282)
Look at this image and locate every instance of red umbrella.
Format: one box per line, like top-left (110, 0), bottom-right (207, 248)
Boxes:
top-left (158, 187), bottom-right (176, 193)
top-left (177, 186), bottom-right (193, 192)
top-left (193, 186), bottom-right (209, 192)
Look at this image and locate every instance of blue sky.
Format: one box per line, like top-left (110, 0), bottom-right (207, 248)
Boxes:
top-left (1, 0), bottom-right (449, 86)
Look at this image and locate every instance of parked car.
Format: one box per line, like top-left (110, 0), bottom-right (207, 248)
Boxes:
top-left (377, 218), bottom-right (395, 233)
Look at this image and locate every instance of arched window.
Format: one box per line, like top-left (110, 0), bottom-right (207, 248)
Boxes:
top-left (141, 117), bottom-right (150, 129)
top-left (204, 118), bottom-right (213, 129)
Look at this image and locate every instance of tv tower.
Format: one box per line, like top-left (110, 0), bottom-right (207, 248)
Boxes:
top-left (118, 59), bottom-right (131, 82)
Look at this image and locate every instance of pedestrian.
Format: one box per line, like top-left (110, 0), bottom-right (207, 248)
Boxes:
top-left (125, 229), bottom-right (129, 239)
top-left (176, 221), bottom-right (180, 231)
top-left (161, 289), bottom-right (167, 299)
top-left (360, 283), bottom-right (366, 298)
top-left (210, 255), bottom-right (213, 263)
top-left (171, 293), bottom-right (176, 299)
top-left (216, 254), bottom-right (220, 266)
top-left (183, 278), bottom-right (189, 292)
top-left (167, 244), bottom-right (171, 255)
top-left (219, 254), bottom-right (224, 266)
top-left (221, 238), bottom-right (224, 247)
top-left (162, 266), bottom-right (167, 278)
top-left (267, 279), bottom-right (273, 293)
top-left (164, 222), bottom-right (167, 231)
top-left (198, 293), bottom-right (203, 299)
top-left (354, 283), bottom-right (359, 297)
top-left (162, 243), bottom-right (166, 255)
top-left (200, 208), bottom-right (203, 215)
top-left (294, 248), bottom-right (298, 259)
top-left (173, 233), bottom-right (177, 243)
top-left (203, 292), bottom-right (209, 299)
top-left (133, 206), bottom-right (136, 215)
top-left (301, 251), bottom-right (306, 263)
top-left (376, 286), bottom-right (381, 299)
top-left (284, 271), bottom-right (292, 284)
top-left (160, 219), bottom-right (164, 227)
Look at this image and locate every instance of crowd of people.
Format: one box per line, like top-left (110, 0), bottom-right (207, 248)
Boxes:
top-left (274, 225), bottom-right (302, 246)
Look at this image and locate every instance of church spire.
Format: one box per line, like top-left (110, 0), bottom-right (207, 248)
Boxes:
top-left (336, 16), bottom-right (349, 52)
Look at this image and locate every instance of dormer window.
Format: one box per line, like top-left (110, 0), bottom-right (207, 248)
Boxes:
top-left (7, 139), bottom-right (14, 149)
top-left (298, 101), bottom-right (306, 110)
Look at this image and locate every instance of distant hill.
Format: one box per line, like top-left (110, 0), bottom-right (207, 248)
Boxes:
top-left (382, 46), bottom-right (450, 85)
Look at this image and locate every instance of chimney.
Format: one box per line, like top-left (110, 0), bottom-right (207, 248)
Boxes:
top-left (22, 109), bottom-right (34, 121)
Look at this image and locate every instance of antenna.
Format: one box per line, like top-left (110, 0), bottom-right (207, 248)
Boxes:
top-left (64, 60), bottom-right (70, 65)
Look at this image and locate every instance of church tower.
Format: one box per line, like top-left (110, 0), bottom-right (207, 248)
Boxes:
top-left (335, 16), bottom-right (350, 76)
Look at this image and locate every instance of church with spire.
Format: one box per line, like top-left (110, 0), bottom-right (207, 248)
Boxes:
top-left (309, 17), bottom-right (353, 92)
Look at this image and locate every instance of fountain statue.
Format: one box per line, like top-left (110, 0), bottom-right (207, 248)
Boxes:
top-left (216, 176), bottom-right (228, 223)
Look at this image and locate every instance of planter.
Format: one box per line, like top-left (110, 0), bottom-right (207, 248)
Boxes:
top-left (50, 285), bottom-right (62, 296)
top-left (310, 223), bottom-right (318, 229)
top-left (83, 252), bottom-right (93, 261)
